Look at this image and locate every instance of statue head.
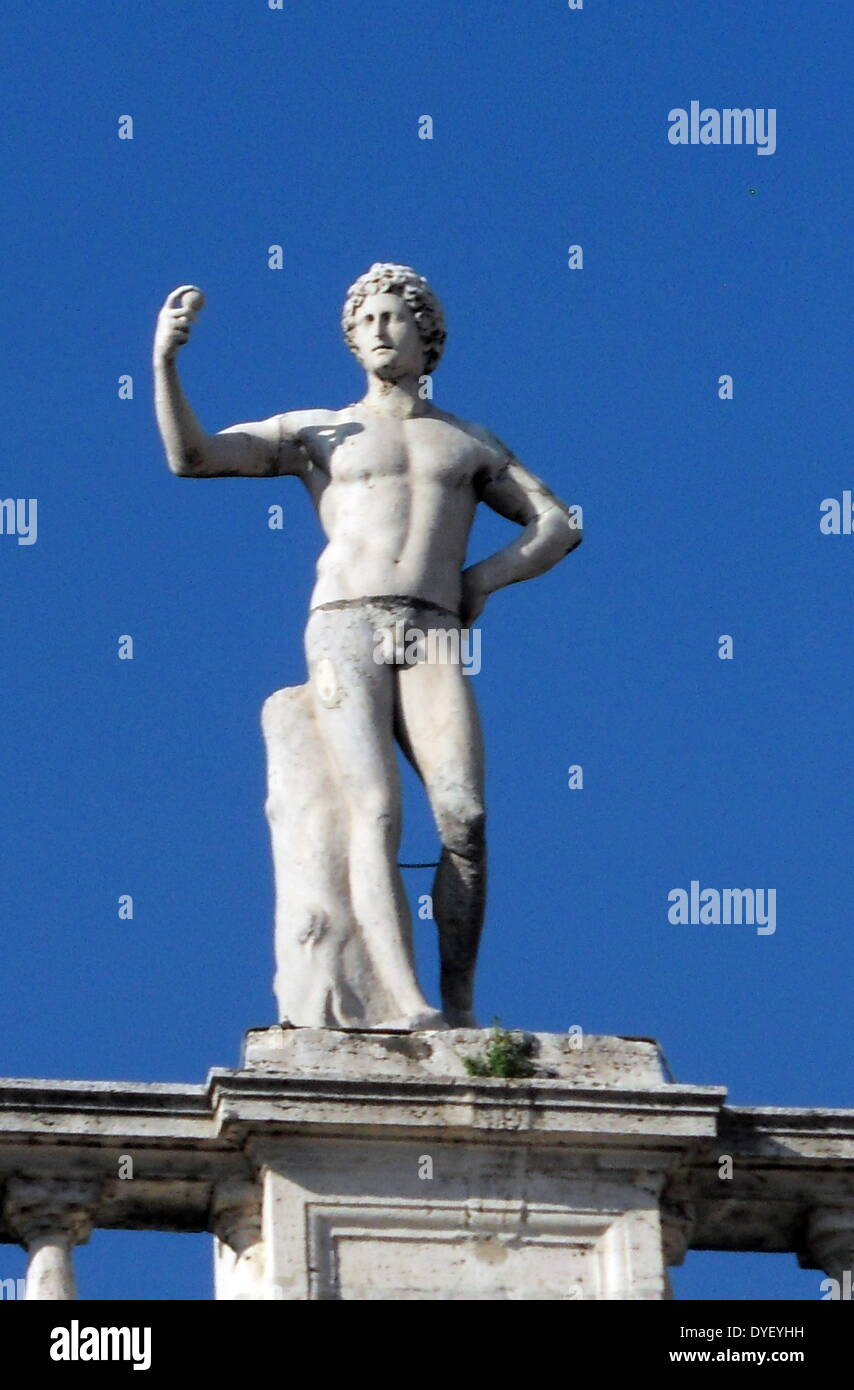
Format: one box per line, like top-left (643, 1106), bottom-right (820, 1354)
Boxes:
top-left (342, 263), bottom-right (447, 377)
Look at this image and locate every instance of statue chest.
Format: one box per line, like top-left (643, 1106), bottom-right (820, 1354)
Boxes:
top-left (323, 419), bottom-right (479, 490)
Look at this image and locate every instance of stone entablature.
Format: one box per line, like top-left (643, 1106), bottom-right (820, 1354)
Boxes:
top-left (0, 1033), bottom-right (851, 1299)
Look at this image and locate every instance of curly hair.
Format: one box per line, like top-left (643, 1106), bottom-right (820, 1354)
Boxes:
top-left (341, 263), bottom-right (447, 374)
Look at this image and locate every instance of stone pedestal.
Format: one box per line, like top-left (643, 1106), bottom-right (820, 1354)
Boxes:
top-left (209, 1028), bottom-right (725, 1301)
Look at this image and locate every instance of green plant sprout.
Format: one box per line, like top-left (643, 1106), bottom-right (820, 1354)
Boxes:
top-left (463, 1021), bottom-right (536, 1079)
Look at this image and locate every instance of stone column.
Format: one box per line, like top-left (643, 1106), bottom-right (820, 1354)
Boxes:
top-left (804, 1205), bottom-right (854, 1287)
top-left (212, 1177), bottom-right (265, 1300)
top-left (5, 1178), bottom-right (99, 1300)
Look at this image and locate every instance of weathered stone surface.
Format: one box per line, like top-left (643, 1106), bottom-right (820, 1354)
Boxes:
top-left (6, 1177), bottom-right (100, 1301)
top-left (2, 1040), bottom-right (853, 1299)
top-left (0, 1077), bottom-right (245, 1243)
top-left (262, 686), bottom-right (398, 1030)
top-left (217, 1029), bottom-right (722, 1298)
top-left (260, 1138), bottom-right (670, 1300)
top-left (242, 1026), bottom-right (668, 1086)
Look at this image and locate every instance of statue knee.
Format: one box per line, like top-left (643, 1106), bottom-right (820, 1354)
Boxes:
top-left (436, 792), bottom-right (485, 860)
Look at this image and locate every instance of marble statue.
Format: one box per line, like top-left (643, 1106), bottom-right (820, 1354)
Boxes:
top-left (154, 264), bottom-right (582, 1030)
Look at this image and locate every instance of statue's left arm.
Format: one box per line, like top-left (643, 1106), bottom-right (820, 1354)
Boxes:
top-left (461, 431), bottom-right (582, 623)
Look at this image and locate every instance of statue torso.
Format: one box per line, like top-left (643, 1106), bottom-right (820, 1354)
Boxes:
top-left (290, 405), bottom-right (498, 612)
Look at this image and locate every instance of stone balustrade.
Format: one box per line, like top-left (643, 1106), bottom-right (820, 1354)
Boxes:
top-left (0, 1032), bottom-right (851, 1300)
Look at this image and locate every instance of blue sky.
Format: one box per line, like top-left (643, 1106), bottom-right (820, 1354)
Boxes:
top-left (0, 0), bottom-right (850, 1300)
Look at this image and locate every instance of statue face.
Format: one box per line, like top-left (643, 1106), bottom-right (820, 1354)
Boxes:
top-left (350, 293), bottom-right (424, 379)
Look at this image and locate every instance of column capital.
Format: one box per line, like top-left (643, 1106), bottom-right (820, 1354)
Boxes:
top-left (800, 1204), bottom-right (854, 1279)
top-left (5, 1177), bottom-right (100, 1248)
top-left (210, 1176), bottom-right (262, 1254)
top-left (660, 1198), bottom-right (696, 1267)
top-left (211, 1176), bottom-right (265, 1300)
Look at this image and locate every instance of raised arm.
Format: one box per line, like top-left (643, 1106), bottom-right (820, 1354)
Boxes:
top-left (152, 286), bottom-right (303, 478)
top-left (461, 429), bottom-right (582, 623)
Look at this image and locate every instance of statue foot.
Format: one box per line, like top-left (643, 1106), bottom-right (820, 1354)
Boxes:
top-left (375, 1008), bottom-right (449, 1032)
top-left (442, 1007), bottom-right (480, 1029)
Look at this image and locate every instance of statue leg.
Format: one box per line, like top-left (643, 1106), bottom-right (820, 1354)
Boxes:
top-left (305, 607), bottom-right (443, 1029)
top-left (394, 653), bottom-right (486, 1028)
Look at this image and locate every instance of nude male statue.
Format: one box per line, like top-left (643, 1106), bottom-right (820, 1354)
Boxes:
top-left (153, 264), bottom-right (582, 1029)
